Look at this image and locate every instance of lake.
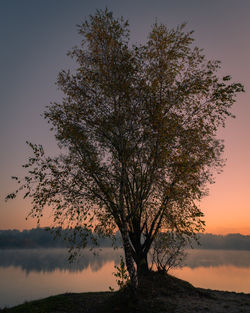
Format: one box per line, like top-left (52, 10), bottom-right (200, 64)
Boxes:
top-left (1, 248), bottom-right (250, 308)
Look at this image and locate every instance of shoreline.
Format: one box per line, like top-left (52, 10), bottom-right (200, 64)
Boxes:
top-left (1, 274), bottom-right (250, 313)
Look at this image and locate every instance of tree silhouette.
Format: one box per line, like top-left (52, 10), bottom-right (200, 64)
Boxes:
top-left (7, 9), bottom-right (244, 290)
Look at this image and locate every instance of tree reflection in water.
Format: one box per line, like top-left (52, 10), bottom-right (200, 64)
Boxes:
top-left (0, 248), bottom-right (250, 274)
top-left (0, 248), bottom-right (123, 274)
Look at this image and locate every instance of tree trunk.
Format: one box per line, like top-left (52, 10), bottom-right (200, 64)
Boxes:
top-left (121, 229), bottom-right (138, 292)
top-left (136, 252), bottom-right (149, 279)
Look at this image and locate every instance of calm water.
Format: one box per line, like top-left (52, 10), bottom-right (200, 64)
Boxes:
top-left (1, 248), bottom-right (250, 308)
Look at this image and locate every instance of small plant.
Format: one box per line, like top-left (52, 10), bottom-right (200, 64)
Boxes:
top-left (111, 256), bottom-right (130, 290)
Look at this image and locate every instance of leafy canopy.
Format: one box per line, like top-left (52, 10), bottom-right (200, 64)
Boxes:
top-left (7, 9), bottom-right (244, 259)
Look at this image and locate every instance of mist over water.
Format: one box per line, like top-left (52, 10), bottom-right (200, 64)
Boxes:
top-left (183, 249), bottom-right (250, 268)
top-left (0, 248), bottom-right (123, 274)
top-left (1, 248), bottom-right (250, 273)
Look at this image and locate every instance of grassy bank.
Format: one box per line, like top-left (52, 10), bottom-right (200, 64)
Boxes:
top-left (1, 272), bottom-right (250, 313)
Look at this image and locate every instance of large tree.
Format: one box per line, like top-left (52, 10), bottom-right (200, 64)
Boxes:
top-left (7, 10), bottom-right (243, 289)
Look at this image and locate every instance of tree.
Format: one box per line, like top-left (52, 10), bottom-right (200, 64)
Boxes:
top-left (7, 9), bottom-right (244, 290)
top-left (150, 231), bottom-right (186, 273)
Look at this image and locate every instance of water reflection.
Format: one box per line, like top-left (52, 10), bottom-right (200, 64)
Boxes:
top-left (1, 248), bottom-right (250, 308)
top-left (0, 248), bottom-right (250, 274)
top-left (183, 249), bottom-right (250, 268)
top-left (0, 248), bottom-right (123, 274)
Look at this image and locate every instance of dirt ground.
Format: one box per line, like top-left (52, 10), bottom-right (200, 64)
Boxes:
top-left (161, 288), bottom-right (250, 313)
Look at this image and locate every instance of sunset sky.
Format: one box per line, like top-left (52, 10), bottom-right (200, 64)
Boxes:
top-left (0, 0), bottom-right (249, 234)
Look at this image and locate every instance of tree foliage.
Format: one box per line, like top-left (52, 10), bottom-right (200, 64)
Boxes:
top-left (7, 9), bottom-right (244, 289)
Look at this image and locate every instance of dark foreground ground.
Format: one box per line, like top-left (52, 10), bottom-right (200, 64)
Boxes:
top-left (1, 272), bottom-right (250, 313)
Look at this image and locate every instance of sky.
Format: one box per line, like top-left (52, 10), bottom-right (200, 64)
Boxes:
top-left (0, 0), bottom-right (249, 234)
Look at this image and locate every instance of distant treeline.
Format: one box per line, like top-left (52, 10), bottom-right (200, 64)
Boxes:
top-left (0, 228), bottom-right (121, 249)
top-left (0, 228), bottom-right (249, 250)
top-left (193, 233), bottom-right (250, 251)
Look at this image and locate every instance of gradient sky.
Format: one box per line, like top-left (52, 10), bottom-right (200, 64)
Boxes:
top-left (0, 0), bottom-right (249, 234)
